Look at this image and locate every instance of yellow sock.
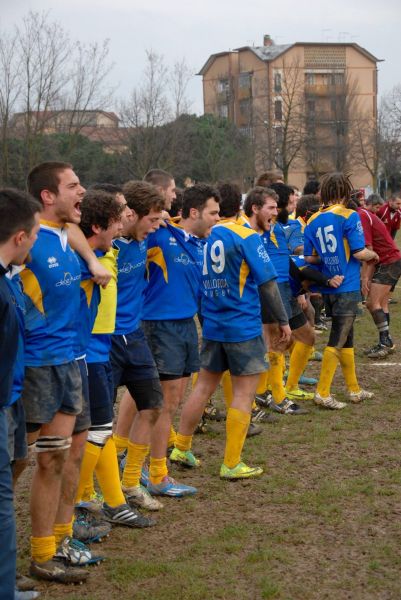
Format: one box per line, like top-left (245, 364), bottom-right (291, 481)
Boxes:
top-left (31, 535), bottom-right (56, 563)
top-left (268, 352), bottom-right (286, 404)
top-left (256, 370), bottom-right (269, 395)
top-left (53, 522), bottom-right (73, 546)
top-left (95, 437), bottom-right (126, 507)
top-left (221, 370), bottom-right (233, 410)
top-left (224, 407), bottom-right (251, 468)
top-left (192, 372), bottom-right (198, 387)
top-left (81, 479), bottom-right (95, 502)
top-left (168, 426), bottom-right (177, 448)
top-left (76, 441), bottom-right (102, 504)
top-left (316, 346), bottom-right (339, 397)
top-left (121, 441), bottom-right (150, 488)
top-left (113, 433), bottom-right (129, 455)
top-left (286, 342), bottom-right (314, 391)
top-left (149, 456), bottom-right (168, 485)
top-left (339, 348), bottom-right (360, 393)
top-left (175, 432), bottom-right (193, 452)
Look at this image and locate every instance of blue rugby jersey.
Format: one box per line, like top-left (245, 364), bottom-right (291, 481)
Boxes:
top-left (263, 220), bottom-right (290, 282)
top-left (113, 237), bottom-right (147, 335)
top-left (6, 270), bottom-right (26, 406)
top-left (73, 253), bottom-right (102, 359)
top-left (282, 219), bottom-right (304, 254)
top-left (304, 204), bottom-right (365, 294)
top-left (200, 222), bottom-right (276, 342)
top-left (142, 222), bottom-right (205, 320)
top-left (20, 221), bottom-right (81, 366)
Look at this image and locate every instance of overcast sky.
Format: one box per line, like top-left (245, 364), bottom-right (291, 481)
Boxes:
top-left (1, 0), bottom-right (400, 114)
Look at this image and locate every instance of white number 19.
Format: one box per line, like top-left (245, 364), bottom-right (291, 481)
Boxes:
top-left (203, 240), bottom-right (225, 275)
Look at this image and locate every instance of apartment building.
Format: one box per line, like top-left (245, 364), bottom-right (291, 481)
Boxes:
top-left (199, 36), bottom-right (381, 189)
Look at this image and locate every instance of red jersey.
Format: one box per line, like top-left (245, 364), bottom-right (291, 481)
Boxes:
top-left (376, 202), bottom-right (401, 236)
top-left (358, 208), bottom-right (401, 264)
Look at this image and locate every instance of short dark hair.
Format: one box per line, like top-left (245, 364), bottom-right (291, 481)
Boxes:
top-left (365, 193), bottom-right (384, 207)
top-left (169, 188), bottom-right (184, 218)
top-left (181, 183), bottom-right (220, 219)
top-left (243, 186), bottom-right (278, 217)
top-left (269, 182), bottom-right (294, 209)
top-left (303, 180), bottom-right (320, 195)
top-left (320, 172), bottom-right (353, 205)
top-left (122, 180), bottom-right (165, 217)
top-left (79, 190), bottom-right (123, 238)
top-left (27, 161), bottom-right (73, 201)
top-left (143, 169), bottom-right (174, 190)
top-left (216, 182), bottom-right (242, 218)
top-left (0, 188), bottom-right (42, 244)
top-left (90, 183), bottom-right (123, 195)
top-left (295, 194), bottom-right (320, 219)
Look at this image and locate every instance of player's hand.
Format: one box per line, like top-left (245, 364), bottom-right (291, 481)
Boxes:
top-left (278, 324), bottom-right (292, 344)
top-left (158, 210), bottom-right (170, 227)
top-left (328, 275), bottom-right (344, 288)
top-left (297, 294), bottom-right (307, 310)
top-left (367, 251), bottom-right (380, 264)
top-left (361, 279), bottom-right (370, 297)
top-left (88, 258), bottom-right (111, 288)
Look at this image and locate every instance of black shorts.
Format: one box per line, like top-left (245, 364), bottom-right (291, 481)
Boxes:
top-left (264, 281), bottom-right (306, 330)
top-left (110, 327), bottom-right (162, 411)
top-left (371, 259), bottom-right (401, 288)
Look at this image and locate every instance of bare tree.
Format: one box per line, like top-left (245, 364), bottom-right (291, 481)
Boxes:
top-left (0, 31), bottom-right (21, 184)
top-left (170, 59), bottom-right (192, 118)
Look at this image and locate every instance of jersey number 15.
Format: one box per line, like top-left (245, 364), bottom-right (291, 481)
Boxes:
top-left (316, 225), bottom-right (337, 253)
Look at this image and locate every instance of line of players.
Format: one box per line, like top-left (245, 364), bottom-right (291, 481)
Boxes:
top-left (2, 164), bottom-right (401, 597)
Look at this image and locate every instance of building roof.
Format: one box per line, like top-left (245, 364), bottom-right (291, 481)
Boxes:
top-left (197, 42), bottom-right (382, 75)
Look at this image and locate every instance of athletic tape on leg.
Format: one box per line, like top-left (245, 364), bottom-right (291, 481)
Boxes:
top-left (35, 436), bottom-right (72, 452)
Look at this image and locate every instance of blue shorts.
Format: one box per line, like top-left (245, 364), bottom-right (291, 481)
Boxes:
top-left (74, 358), bottom-right (91, 433)
top-left (87, 362), bottom-right (114, 426)
top-left (6, 398), bottom-right (28, 462)
top-left (265, 281), bottom-right (306, 329)
top-left (22, 361), bottom-right (83, 426)
top-left (142, 318), bottom-right (200, 377)
top-left (324, 291), bottom-right (362, 317)
top-left (110, 328), bottom-right (162, 411)
top-left (200, 336), bottom-right (268, 376)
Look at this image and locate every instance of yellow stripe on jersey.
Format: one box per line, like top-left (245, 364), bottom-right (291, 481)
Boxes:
top-left (343, 238), bottom-right (350, 262)
top-left (20, 268), bottom-right (44, 314)
top-left (147, 247), bottom-right (168, 283)
top-left (81, 279), bottom-right (94, 307)
top-left (307, 203), bottom-right (354, 226)
top-left (221, 222), bottom-right (256, 240)
top-left (239, 260), bottom-right (250, 298)
top-left (92, 248), bottom-right (118, 334)
top-left (269, 229), bottom-right (279, 248)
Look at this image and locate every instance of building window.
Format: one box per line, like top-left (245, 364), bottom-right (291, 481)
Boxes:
top-left (307, 100), bottom-right (316, 116)
top-left (239, 98), bottom-right (251, 118)
top-left (274, 72), bottom-right (282, 92)
top-left (217, 79), bottom-right (229, 93)
top-left (305, 73), bottom-right (315, 86)
top-left (274, 100), bottom-right (282, 121)
top-left (239, 72), bottom-right (252, 89)
top-left (218, 104), bottom-right (228, 118)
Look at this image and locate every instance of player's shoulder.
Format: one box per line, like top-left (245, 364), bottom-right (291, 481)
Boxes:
top-left (330, 204), bottom-right (357, 220)
top-left (213, 222), bottom-right (257, 241)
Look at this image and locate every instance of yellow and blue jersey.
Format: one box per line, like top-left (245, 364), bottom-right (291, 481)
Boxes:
top-left (283, 219), bottom-right (304, 254)
top-left (6, 270), bottom-right (26, 406)
top-left (263, 221), bottom-right (290, 283)
top-left (73, 253), bottom-right (102, 359)
top-left (113, 237), bottom-right (147, 335)
top-left (86, 248), bottom-right (119, 364)
top-left (200, 222), bottom-right (276, 342)
top-left (304, 204), bottom-right (365, 294)
top-left (143, 222), bottom-right (205, 320)
top-left (20, 221), bottom-right (81, 366)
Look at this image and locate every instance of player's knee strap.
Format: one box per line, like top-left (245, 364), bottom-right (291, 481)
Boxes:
top-left (87, 422), bottom-right (113, 447)
top-left (35, 435), bottom-right (72, 453)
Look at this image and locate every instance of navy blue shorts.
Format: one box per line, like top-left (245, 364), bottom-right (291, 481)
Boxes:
top-left (324, 291), bottom-right (362, 317)
top-left (264, 281), bottom-right (306, 329)
top-left (87, 361), bottom-right (114, 426)
top-left (22, 361), bottom-right (83, 426)
top-left (142, 318), bottom-right (200, 377)
top-left (110, 328), bottom-right (162, 411)
top-left (74, 358), bottom-right (91, 433)
top-left (200, 336), bottom-right (268, 376)
top-left (6, 398), bottom-right (28, 462)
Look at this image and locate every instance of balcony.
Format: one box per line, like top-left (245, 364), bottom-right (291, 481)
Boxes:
top-left (305, 84), bottom-right (346, 97)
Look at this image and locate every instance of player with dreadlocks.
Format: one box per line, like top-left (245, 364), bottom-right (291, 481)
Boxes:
top-left (303, 172), bottom-right (379, 409)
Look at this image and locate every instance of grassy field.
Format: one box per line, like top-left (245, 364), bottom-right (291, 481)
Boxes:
top-left (15, 289), bottom-right (401, 600)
